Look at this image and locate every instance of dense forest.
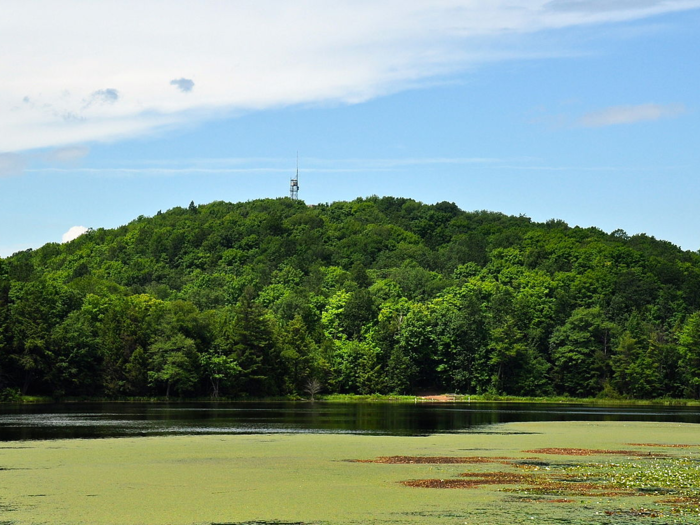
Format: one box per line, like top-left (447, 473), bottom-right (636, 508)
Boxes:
top-left (1, 196), bottom-right (700, 400)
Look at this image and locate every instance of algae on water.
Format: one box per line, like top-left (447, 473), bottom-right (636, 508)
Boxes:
top-left (0, 421), bottom-right (698, 524)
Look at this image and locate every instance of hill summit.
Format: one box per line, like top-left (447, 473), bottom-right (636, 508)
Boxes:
top-left (2, 196), bottom-right (700, 400)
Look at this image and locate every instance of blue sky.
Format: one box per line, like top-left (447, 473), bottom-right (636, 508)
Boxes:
top-left (1, 1), bottom-right (700, 257)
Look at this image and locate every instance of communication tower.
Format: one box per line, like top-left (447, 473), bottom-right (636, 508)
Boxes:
top-left (290, 153), bottom-right (300, 200)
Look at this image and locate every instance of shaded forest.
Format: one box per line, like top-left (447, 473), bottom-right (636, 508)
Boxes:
top-left (1, 196), bottom-right (700, 400)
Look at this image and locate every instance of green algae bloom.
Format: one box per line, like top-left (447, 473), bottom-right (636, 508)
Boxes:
top-left (1, 421), bottom-right (699, 524)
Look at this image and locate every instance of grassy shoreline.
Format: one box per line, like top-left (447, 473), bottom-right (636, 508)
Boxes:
top-left (3, 393), bottom-right (700, 405)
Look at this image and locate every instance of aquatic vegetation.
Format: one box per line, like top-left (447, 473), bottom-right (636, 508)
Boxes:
top-left (351, 455), bottom-right (513, 464)
top-left (603, 508), bottom-right (663, 517)
top-left (211, 522), bottom-right (306, 525)
top-left (364, 431), bottom-right (700, 521)
top-left (523, 448), bottom-right (667, 457)
top-left (403, 472), bottom-right (536, 488)
top-left (627, 443), bottom-right (699, 448)
top-left (564, 457), bottom-right (700, 492)
top-left (2, 421), bottom-right (700, 524)
top-left (562, 457), bottom-right (700, 515)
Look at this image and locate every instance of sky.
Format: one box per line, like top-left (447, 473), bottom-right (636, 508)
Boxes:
top-left (1, 0), bottom-right (700, 257)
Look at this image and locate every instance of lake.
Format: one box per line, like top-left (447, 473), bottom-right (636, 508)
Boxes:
top-left (1, 401), bottom-right (699, 441)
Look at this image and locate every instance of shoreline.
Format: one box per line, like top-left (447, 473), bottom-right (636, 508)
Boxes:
top-left (4, 393), bottom-right (700, 406)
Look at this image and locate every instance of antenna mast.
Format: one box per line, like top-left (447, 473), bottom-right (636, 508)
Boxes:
top-left (290, 152), bottom-right (299, 200)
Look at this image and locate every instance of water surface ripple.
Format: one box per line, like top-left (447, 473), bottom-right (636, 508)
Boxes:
top-left (1, 401), bottom-right (698, 441)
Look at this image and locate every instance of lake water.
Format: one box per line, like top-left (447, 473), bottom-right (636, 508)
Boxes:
top-left (1, 401), bottom-right (699, 441)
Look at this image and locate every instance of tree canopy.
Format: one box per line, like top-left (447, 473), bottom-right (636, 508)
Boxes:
top-left (1, 196), bottom-right (699, 399)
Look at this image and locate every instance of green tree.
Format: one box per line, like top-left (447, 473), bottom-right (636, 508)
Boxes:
top-left (199, 349), bottom-right (241, 398)
top-left (98, 294), bottom-right (164, 395)
top-left (202, 307), bottom-right (243, 397)
top-left (393, 302), bottom-right (434, 392)
top-left (550, 307), bottom-right (615, 397)
top-left (488, 315), bottom-right (528, 394)
top-left (229, 287), bottom-right (280, 395)
top-left (279, 315), bottom-right (315, 394)
top-left (431, 294), bottom-right (488, 393)
top-left (0, 260), bottom-right (11, 392)
top-left (678, 312), bottom-right (700, 398)
top-left (2, 196), bottom-right (700, 400)
top-left (49, 310), bottom-right (102, 396)
top-left (148, 333), bottom-right (200, 397)
top-left (341, 289), bottom-right (377, 340)
top-left (7, 280), bottom-right (79, 394)
top-left (331, 339), bottom-right (384, 394)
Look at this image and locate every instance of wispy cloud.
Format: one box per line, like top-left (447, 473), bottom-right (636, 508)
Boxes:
top-left (546, 0), bottom-right (674, 13)
top-left (0, 153), bottom-right (26, 177)
top-left (26, 156), bottom-right (682, 178)
top-left (580, 103), bottom-right (686, 127)
top-left (44, 145), bottom-right (90, 163)
top-left (0, 145), bottom-right (90, 177)
top-left (28, 156), bottom-right (502, 176)
top-left (84, 88), bottom-right (119, 108)
top-left (31, 167), bottom-right (298, 177)
top-left (2, 1), bottom-right (699, 153)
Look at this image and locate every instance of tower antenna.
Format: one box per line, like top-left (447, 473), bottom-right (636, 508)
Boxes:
top-left (290, 152), bottom-right (299, 200)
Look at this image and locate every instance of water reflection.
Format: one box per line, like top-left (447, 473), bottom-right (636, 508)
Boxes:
top-left (0, 401), bottom-right (698, 441)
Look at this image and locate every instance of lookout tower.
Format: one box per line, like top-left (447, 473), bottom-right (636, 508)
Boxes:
top-left (290, 153), bottom-right (300, 200)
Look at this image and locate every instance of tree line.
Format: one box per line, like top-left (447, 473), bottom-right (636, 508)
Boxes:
top-left (1, 196), bottom-right (700, 400)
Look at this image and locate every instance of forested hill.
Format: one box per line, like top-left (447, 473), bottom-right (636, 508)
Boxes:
top-left (2, 196), bottom-right (700, 400)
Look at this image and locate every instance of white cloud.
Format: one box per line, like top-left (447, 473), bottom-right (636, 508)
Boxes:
top-left (1, 0), bottom-right (699, 153)
top-left (580, 103), bottom-right (686, 127)
top-left (61, 225), bottom-right (88, 243)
